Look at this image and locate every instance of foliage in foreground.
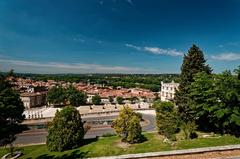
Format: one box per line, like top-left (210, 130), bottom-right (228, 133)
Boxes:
top-left (154, 101), bottom-right (180, 140)
top-left (189, 71), bottom-right (240, 136)
top-left (174, 44), bottom-right (212, 122)
top-left (46, 106), bottom-right (85, 151)
top-left (0, 73), bottom-right (25, 146)
top-left (113, 106), bottom-right (144, 143)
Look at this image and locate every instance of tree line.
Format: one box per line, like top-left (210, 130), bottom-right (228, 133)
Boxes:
top-left (13, 73), bottom-right (180, 92)
top-left (154, 44), bottom-right (240, 141)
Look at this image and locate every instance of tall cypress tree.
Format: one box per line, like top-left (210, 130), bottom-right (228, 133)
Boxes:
top-left (174, 44), bottom-right (211, 122)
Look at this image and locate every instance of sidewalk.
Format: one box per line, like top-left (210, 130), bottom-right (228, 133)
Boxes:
top-left (89, 145), bottom-right (240, 159)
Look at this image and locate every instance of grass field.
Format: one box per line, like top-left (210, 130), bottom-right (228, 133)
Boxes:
top-left (1, 132), bottom-right (240, 159)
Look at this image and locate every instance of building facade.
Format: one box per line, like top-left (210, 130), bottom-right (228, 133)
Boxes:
top-left (20, 92), bottom-right (47, 109)
top-left (160, 81), bottom-right (179, 101)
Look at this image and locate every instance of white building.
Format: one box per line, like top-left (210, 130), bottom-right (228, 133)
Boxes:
top-left (160, 81), bottom-right (179, 101)
top-left (20, 92), bottom-right (47, 109)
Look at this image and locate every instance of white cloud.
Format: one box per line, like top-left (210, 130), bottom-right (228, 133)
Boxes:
top-left (144, 47), bottom-right (183, 56)
top-left (125, 44), bottom-right (183, 57)
top-left (125, 43), bottom-right (141, 50)
top-left (211, 53), bottom-right (240, 61)
top-left (0, 58), bottom-right (154, 73)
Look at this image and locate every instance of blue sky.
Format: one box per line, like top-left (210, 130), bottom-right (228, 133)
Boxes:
top-left (0, 0), bottom-right (240, 74)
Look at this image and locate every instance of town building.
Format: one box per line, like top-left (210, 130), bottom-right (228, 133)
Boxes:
top-left (20, 92), bottom-right (47, 109)
top-left (160, 81), bottom-right (179, 101)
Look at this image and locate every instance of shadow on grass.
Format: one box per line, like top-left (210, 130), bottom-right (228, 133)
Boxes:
top-left (25, 137), bottom-right (98, 159)
top-left (35, 150), bottom-right (89, 159)
top-left (80, 136), bottom-right (98, 146)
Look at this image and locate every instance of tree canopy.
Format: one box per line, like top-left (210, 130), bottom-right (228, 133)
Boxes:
top-left (47, 86), bottom-right (66, 106)
top-left (92, 95), bottom-right (101, 105)
top-left (116, 96), bottom-right (124, 104)
top-left (154, 101), bottom-right (179, 140)
top-left (66, 86), bottom-right (87, 106)
top-left (174, 44), bottom-right (212, 122)
top-left (0, 74), bottom-right (25, 146)
top-left (47, 86), bottom-right (87, 106)
top-left (113, 106), bottom-right (143, 143)
top-left (189, 71), bottom-right (240, 136)
top-left (46, 106), bottom-right (85, 151)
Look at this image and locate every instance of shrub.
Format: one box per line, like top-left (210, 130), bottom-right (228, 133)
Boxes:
top-left (113, 106), bottom-right (144, 143)
top-left (46, 106), bottom-right (85, 151)
top-left (181, 121), bottom-right (198, 139)
top-left (154, 101), bottom-right (180, 140)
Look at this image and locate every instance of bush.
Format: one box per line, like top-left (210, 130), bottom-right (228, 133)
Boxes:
top-left (113, 106), bottom-right (144, 143)
top-left (154, 101), bottom-right (180, 140)
top-left (46, 106), bottom-right (85, 151)
top-left (182, 121), bottom-right (198, 139)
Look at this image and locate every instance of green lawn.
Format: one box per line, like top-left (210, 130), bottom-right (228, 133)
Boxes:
top-left (1, 132), bottom-right (240, 159)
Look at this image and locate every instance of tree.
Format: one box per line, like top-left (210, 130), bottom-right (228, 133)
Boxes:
top-left (47, 86), bottom-right (66, 106)
top-left (154, 101), bottom-right (179, 140)
top-left (129, 97), bottom-right (139, 104)
top-left (0, 74), bottom-right (25, 147)
top-left (92, 95), bottom-right (101, 105)
top-left (174, 44), bottom-right (212, 122)
top-left (66, 86), bottom-right (87, 106)
top-left (116, 96), bottom-right (124, 104)
top-left (234, 65), bottom-right (240, 80)
top-left (154, 93), bottom-right (160, 101)
top-left (6, 69), bottom-right (14, 77)
top-left (109, 96), bottom-right (114, 104)
top-left (113, 106), bottom-right (143, 143)
top-left (46, 106), bottom-right (85, 151)
top-left (189, 71), bottom-right (240, 136)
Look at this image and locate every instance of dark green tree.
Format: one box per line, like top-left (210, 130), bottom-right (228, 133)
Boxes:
top-left (66, 86), bottom-right (87, 106)
top-left (189, 71), bottom-right (240, 135)
top-left (6, 69), bottom-right (14, 77)
top-left (113, 106), bottom-right (143, 143)
top-left (92, 95), bottom-right (101, 105)
top-left (116, 96), bottom-right (124, 104)
top-left (154, 101), bottom-right (180, 140)
top-left (109, 96), bottom-right (114, 104)
top-left (0, 74), bottom-right (25, 146)
top-left (47, 86), bottom-right (66, 106)
top-left (174, 44), bottom-right (211, 122)
top-left (46, 106), bottom-right (85, 151)
top-left (129, 97), bottom-right (139, 104)
top-left (234, 65), bottom-right (240, 80)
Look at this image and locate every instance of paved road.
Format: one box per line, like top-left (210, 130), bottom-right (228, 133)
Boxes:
top-left (14, 113), bottom-right (156, 145)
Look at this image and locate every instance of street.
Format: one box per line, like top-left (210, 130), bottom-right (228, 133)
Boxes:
top-left (14, 113), bottom-right (156, 145)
